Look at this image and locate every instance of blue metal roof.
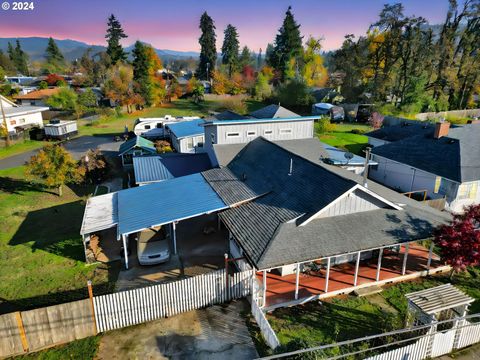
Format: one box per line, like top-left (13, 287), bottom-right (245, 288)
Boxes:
top-left (204, 115), bottom-right (318, 126)
top-left (320, 142), bottom-right (377, 166)
top-left (117, 173), bottom-right (227, 235)
top-left (167, 118), bottom-right (204, 139)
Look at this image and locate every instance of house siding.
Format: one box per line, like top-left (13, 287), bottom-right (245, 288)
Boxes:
top-left (315, 189), bottom-right (385, 219)
top-left (174, 135), bottom-right (205, 153)
top-left (6, 112), bottom-right (44, 134)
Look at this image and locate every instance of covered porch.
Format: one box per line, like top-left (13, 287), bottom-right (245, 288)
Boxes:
top-left (257, 241), bottom-right (450, 310)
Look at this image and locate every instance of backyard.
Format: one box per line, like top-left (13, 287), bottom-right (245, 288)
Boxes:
top-left (252, 267), bottom-right (480, 357)
top-left (316, 123), bottom-right (372, 155)
top-left (0, 166), bottom-right (119, 314)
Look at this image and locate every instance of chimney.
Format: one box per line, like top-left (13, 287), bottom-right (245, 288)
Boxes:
top-left (434, 122), bottom-right (450, 139)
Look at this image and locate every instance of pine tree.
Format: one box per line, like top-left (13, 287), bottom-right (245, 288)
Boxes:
top-left (197, 11), bottom-right (217, 80)
top-left (132, 41), bottom-right (152, 106)
top-left (221, 24), bottom-right (239, 77)
top-left (272, 6), bottom-right (303, 80)
top-left (0, 49), bottom-right (15, 74)
top-left (45, 37), bottom-right (65, 64)
top-left (257, 48), bottom-right (263, 70)
top-left (105, 14), bottom-right (128, 65)
top-left (265, 43), bottom-right (275, 66)
top-left (13, 40), bottom-right (29, 75)
top-left (239, 46), bottom-right (252, 69)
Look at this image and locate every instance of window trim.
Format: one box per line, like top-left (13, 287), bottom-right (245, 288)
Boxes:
top-left (264, 129), bottom-right (273, 136)
top-left (279, 128), bottom-right (292, 134)
top-left (226, 132), bottom-right (240, 138)
top-left (246, 130), bottom-right (256, 137)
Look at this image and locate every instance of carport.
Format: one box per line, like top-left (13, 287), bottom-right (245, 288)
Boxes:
top-left (116, 173), bottom-right (229, 269)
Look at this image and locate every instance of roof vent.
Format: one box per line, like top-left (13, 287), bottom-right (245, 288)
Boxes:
top-left (242, 173), bottom-right (247, 181)
top-left (288, 158), bottom-right (293, 176)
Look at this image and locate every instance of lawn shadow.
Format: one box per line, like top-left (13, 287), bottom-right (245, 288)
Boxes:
top-left (345, 143), bottom-right (368, 156)
top-left (9, 200), bottom-right (87, 262)
top-left (0, 261), bottom-right (121, 314)
top-left (0, 176), bottom-right (57, 196)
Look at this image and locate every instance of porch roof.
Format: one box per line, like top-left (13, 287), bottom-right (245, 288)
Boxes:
top-left (406, 284), bottom-right (474, 315)
top-left (80, 192), bottom-right (118, 235)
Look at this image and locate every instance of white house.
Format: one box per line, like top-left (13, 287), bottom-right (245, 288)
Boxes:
top-left (369, 122), bottom-right (480, 213)
top-left (166, 118), bottom-right (206, 153)
top-left (0, 95), bottom-right (48, 136)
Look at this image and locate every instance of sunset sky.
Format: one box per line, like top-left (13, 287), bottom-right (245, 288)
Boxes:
top-left (0, 0), bottom-right (449, 52)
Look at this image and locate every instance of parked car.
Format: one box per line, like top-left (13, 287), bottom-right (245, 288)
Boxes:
top-left (137, 227), bottom-right (171, 265)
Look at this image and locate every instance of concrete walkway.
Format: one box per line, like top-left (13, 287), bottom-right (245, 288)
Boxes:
top-left (97, 300), bottom-right (258, 360)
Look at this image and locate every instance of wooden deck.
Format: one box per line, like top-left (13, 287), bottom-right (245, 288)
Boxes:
top-left (258, 243), bottom-right (446, 309)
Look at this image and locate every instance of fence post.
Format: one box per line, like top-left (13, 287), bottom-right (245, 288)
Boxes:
top-left (87, 281), bottom-right (98, 335)
top-left (14, 311), bottom-right (29, 352)
top-left (224, 253), bottom-right (229, 301)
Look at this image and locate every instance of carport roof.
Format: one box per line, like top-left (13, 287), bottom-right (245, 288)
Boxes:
top-left (80, 192), bottom-right (118, 235)
top-left (117, 173), bottom-right (228, 236)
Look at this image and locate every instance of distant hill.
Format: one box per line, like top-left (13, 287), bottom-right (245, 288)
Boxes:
top-left (0, 37), bottom-right (199, 62)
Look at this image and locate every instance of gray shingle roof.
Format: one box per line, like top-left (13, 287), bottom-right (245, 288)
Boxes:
top-left (366, 123), bottom-right (435, 142)
top-left (214, 110), bottom-right (249, 121)
top-left (207, 137), bottom-right (450, 270)
top-left (249, 104), bottom-right (300, 119)
top-left (372, 124), bottom-right (480, 182)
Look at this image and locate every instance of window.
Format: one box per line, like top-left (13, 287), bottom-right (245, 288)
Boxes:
top-left (279, 128), bottom-right (292, 134)
top-left (144, 125), bottom-right (151, 130)
top-left (197, 142), bottom-right (204, 148)
top-left (226, 132), bottom-right (240, 138)
top-left (187, 137), bottom-right (194, 149)
top-left (264, 129), bottom-right (273, 136)
top-left (19, 118), bottom-right (25, 124)
top-left (210, 133), bottom-right (216, 144)
top-left (156, 123), bottom-right (163, 128)
top-left (30, 100), bottom-right (36, 106)
top-left (246, 130), bottom-right (256, 137)
top-left (10, 120), bottom-right (16, 125)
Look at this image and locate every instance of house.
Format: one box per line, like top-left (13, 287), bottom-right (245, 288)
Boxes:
top-left (14, 88), bottom-right (60, 107)
top-left (166, 118), bottom-right (206, 153)
top-left (369, 122), bottom-right (480, 213)
top-left (366, 122), bottom-right (438, 147)
top-left (133, 153), bottom-right (212, 185)
top-left (81, 136), bottom-right (449, 309)
top-left (203, 105), bottom-right (317, 161)
top-left (0, 95), bottom-right (48, 136)
top-left (5, 76), bottom-right (35, 85)
top-left (118, 136), bottom-right (157, 168)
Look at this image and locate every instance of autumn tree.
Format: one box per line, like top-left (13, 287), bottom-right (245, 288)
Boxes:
top-left (80, 149), bottom-right (108, 184)
top-left (221, 24), bottom-right (240, 77)
top-left (104, 63), bottom-right (138, 113)
top-left (302, 37), bottom-right (328, 87)
top-left (434, 204), bottom-right (480, 278)
top-left (105, 14), bottom-right (128, 65)
top-left (145, 45), bottom-right (167, 105)
top-left (197, 12), bottom-right (217, 80)
top-left (26, 144), bottom-right (84, 196)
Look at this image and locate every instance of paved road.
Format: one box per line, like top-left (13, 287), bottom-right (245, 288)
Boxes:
top-left (0, 136), bottom-right (121, 170)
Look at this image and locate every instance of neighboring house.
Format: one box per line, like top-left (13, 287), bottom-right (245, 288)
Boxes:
top-left (14, 88), bottom-right (60, 107)
top-left (203, 105), bottom-right (316, 161)
top-left (44, 120), bottom-right (78, 140)
top-left (118, 136), bottom-right (157, 167)
top-left (366, 122), bottom-right (438, 147)
top-left (5, 76), bottom-right (35, 85)
top-left (369, 122), bottom-right (480, 213)
top-left (0, 95), bottom-right (48, 136)
top-left (81, 137), bottom-right (448, 310)
top-left (166, 118), bottom-right (206, 153)
top-left (133, 153), bottom-right (212, 186)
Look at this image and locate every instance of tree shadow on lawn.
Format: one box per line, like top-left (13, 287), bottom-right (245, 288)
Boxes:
top-left (0, 176), bottom-right (57, 196)
top-left (9, 201), bottom-right (87, 262)
top-left (0, 261), bottom-right (121, 314)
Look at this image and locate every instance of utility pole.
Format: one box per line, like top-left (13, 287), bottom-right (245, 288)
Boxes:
top-left (0, 97), bottom-right (10, 147)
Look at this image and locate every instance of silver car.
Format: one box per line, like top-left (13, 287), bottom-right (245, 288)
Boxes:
top-left (137, 227), bottom-right (171, 265)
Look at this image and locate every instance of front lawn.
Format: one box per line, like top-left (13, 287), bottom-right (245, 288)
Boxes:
top-left (0, 166), bottom-right (119, 313)
top-left (0, 140), bottom-right (47, 160)
top-left (317, 123), bottom-right (372, 155)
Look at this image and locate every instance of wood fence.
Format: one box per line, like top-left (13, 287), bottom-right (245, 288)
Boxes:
top-left (0, 299), bottom-right (95, 359)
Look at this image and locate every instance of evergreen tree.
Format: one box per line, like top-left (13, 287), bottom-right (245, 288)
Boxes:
top-left (265, 43), bottom-right (275, 66)
top-left (221, 24), bottom-right (239, 77)
top-left (13, 40), bottom-right (29, 75)
top-left (239, 46), bottom-right (252, 69)
top-left (257, 48), bottom-right (263, 70)
top-left (197, 12), bottom-right (217, 80)
top-left (105, 14), bottom-right (128, 65)
top-left (44, 37), bottom-right (66, 73)
top-left (132, 41), bottom-right (152, 106)
top-left (272, 6), bottom-right (303, 80)
top-left (0, 49), bottom-right (15, 74)
top-left (7, 42), bottom-right (14, 63)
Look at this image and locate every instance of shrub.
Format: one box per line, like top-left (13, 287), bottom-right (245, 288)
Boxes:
top-left (219, 97), bottom-right (247, 114)
top-left (316, 117), bottom-right (336, 134)
top-left (154, 140), bottom-right (173, 153)
top-left (351, 128), bottom-right (366, 135)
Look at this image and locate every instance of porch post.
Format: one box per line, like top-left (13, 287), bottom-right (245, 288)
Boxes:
top-left (376, 248), bottom-right (384, 282)
top-left (122, 234), bottom-right (129, 269)
top-left (427, 242), bottom-right (434, 271)
top-left (325, 257), bottom-right (331, 293)
top-left (262, 270), bottom-right (267, 308)
top-left (354, 251), bottom-right (361, 286)
top-left (172, 222), bottom-right (177, 255)
top-left (294, 263), bottom-right (300, 300)
top-left (82, 235), bottom-right (89, 263)
top-left (402, 243), bottom-right (410, 275)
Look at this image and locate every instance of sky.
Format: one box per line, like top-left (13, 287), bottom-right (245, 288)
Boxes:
top-left (0, 0), bottom-right (450, 52)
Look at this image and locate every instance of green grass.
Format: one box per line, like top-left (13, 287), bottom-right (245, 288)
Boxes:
top-left (11, 336), bottom-right (100, 360)
top-left (317, 123), bottom-right (373, 155)
top-left (0, 166), bottom-right (119, 313)
top-left (0, 140), bottom-right (47, 160)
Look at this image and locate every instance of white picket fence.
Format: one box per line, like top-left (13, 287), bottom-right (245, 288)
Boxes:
top-left (365, 334), bottom-right (430, 360)
top-left (457, 320), bottom-right (480, 348)
top-left (93, 269), bottom-right (252, 333)
top-left (252, 297), bottom-right (280, 349)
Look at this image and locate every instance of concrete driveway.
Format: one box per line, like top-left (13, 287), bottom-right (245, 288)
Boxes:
top-left (0, 135), bottom-right (121, 170)
top-left (97, 300), bottom-right (258, 360)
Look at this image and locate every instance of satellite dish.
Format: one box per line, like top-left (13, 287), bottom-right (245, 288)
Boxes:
top-left (344, 152), bottom-right (354, 164)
